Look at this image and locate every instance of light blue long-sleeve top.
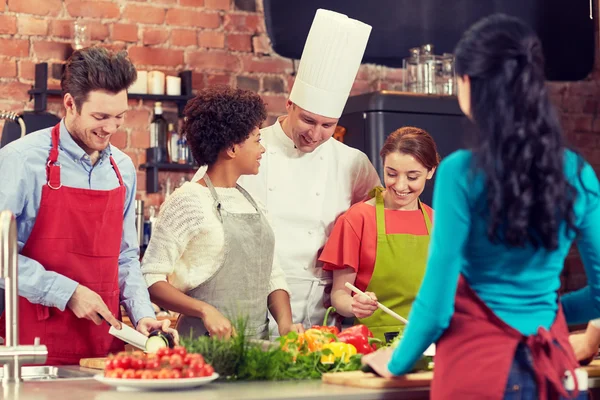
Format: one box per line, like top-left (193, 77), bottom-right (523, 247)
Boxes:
top-left (388, 149), bottom-right (600, 375)
top-left (0, 119), bottom-right (155, 326)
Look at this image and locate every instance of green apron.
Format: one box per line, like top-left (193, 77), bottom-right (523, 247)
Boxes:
top-left (356, 187), bottom-right (432, 342)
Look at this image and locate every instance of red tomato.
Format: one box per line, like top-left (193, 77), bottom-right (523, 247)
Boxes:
top-left (104, 358), bottom-right (116, 371)
top-left (140, 370), bottom-right (155, 380)
top-left (155, 347), bottom-right (172, 358)
top-left (134, 370), bottom-right (144, 379)
top-left (171, 369), bottom-right (182, 379)
top-left (131, 351), bottom-right (145, 358)
top-left (159, 355), bottom-right (171, 366)
top-left (157, 368), bottom-right (172, 380)
top-left (202, 364), bottom-right (214, 377)
top-left (169, 354), bottom-right (183, 369)
top-left (188, 359), bottom-right (205, 373)
top-left (130, 357), bottom-right (145, 370)
top-left (145, 359), bottom-right (160, 370)
top-left (172, 346), bottom-right (187, 357)
top-left (184, 353), bottom-right (205, 366)
top-left (181, 368), bottom-right (196, 378)
top-left (121, 369), bottom-right (136, 379)
top-left (115, 356), bottom-right (131, 370)
top-left (107, 367), bottom-right (125, 379)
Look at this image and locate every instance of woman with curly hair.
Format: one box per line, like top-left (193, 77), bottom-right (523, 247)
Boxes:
top-left (141, 87), bottom-right (302, 340)
top-left (363, 14), bottom-right (600, 399)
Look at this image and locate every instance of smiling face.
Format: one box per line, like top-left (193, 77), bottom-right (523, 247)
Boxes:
top-left (64, 89), bottom-right (128, 156)
top-left (284, 101), bottom-right (338, 153)
top-left (233, 127), bottom-right (265, 175)
top-left (383, 151), bottom-right (435, 210)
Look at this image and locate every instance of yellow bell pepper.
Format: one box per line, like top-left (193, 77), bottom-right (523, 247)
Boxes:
top-left (303, 328), bottom-right (334, 352)
top-left (320, 342), bottom-right (357, 364)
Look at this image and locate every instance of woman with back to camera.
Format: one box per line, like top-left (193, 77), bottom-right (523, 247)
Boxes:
top-left (363, 13), bottom-right (600, 399)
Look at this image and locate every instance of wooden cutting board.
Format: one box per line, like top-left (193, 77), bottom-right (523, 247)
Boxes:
top-left (80, 357), bottom-right (106, 370)
top-left (583, 359), bottom-right (600, 377)
top-left (322, 370), bottom-right (433, 389)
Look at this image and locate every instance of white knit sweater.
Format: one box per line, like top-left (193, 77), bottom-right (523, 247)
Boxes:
top-left (141, 182), bottom-right (290, 295)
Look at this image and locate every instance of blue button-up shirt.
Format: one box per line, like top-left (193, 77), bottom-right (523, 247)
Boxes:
top-left (0, 120), bottom-right (155, 326)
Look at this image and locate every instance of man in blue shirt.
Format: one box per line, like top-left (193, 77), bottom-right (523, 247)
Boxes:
top-left (0, 47), bottom-right (175, 364)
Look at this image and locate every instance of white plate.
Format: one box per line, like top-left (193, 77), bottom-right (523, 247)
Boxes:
top-left (94, 373), bottom-right (219, 391)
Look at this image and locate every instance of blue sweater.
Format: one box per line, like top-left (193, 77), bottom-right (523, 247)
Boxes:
top-left (388, 149), bottom-right (600, 375)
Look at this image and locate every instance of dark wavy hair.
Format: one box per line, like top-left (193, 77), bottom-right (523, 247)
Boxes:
top-left (380, 126), bottom-right (441, 171)
top-left (455, 14), bottom-right (577, 249)
top-left (61, 46), bottom-right (137, 111)
top-left (183, 86), bottom-right (267, 166)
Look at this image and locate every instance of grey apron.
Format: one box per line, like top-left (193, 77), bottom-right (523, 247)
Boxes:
top-left (176, 175), bottom-right (274, 340)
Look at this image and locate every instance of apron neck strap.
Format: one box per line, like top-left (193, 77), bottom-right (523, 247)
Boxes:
top-left (376, 188), bottom-right (432, 235)
top-left (46, 123), bottom-right (62, 189)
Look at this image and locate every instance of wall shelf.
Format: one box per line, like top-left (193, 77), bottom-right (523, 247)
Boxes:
top-left (139, 162), bottom-right (198, 193)
top-left (27, 63), bottom-right (195, 117)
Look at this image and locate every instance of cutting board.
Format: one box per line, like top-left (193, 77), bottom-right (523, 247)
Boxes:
top-left (322, 370), bottom-right (433, 389)
top-left (583, 359), bottom-right (600, 377)
top-left (80, 357), bottom-right (106, 370)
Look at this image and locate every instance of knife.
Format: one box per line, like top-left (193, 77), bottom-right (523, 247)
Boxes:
top-left (99, 314), bottom-right (148, 351)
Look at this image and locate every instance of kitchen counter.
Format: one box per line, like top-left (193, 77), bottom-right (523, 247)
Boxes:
top-left (2, 367), bottom-right (429, 400)
top-left (4, 366), bottom-right (600, 400)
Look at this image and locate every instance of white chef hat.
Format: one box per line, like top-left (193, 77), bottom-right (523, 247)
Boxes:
top-left (289, 9), bottom-right (372, 119)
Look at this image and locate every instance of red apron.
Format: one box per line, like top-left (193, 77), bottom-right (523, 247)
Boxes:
top-left (431, 275), bottom-right (581, 400)
top-left (0, 123), bottom-right (125, 365)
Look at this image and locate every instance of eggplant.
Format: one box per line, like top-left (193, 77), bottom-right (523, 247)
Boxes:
top-left (145, 329), bottom-right (175, 353)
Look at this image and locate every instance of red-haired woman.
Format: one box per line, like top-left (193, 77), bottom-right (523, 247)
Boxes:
top-left (319, 127), bottom-right (440, 340)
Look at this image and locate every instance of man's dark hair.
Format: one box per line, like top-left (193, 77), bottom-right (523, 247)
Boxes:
top-left (183, 86), bottom-right (267, 167)
top-left (61, 46), bottom-right (137, 111)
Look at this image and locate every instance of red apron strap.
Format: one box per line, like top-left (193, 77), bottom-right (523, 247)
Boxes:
top-left (47, 123), bottom-right (62, 189)
top-left (109, 156), bottom-right (124, 187)
top-left (526, 327), bottom-right (580, 399)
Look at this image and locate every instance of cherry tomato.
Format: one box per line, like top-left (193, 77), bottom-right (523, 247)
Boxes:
top-left (115, 356), bottom-right (131, 370)
top-left (134, 370), bottom-right (144, 379)
top-left (155, 347), bottom-right (172, 358)
top-left (169, 354), bottom-right (183, 369)
top-left (202, 364), bottom-right (214, 377)
top-left (159, 355), bottom-right (171, 366)
top-left (182, 368), bottom-right (196, 378)
top-left (171, 369), bottom-right (182, 379)
top-left (189, 359), bottom-right (205, 373)
top-left (131, 350), bottom-right (145, 358)
top-left (140, 370), bottom-right (155, 380)
top-left (121, 369), bottom-right (136, 379)
top-left (157, 368), bottom-right (172, 380)
top-left (184, 353), bottom-right (204, 366)
top-left (130, 357), bottom-right (145, 370)
top-left (172, 346), bottom-right (187, 357)
top-left (104, 358), bottom-right (116, 371)
top-left (107, 367), bottom-right (125, 379)
top-left (145, 359), bottom-right (160, 370)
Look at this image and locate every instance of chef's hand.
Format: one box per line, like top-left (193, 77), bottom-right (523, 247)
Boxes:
top-left (67, 284), bottom-right (121, 329)
top-left (278, 323), bottom-right (305, 336)
top-left (361, 347), bottom-right (395, 378)
top-left (202, 305), bottom-right (233, 339)
top-left (569, 325), bottom-right (600, 362)
top-left (136, 317), bottom-right (180, 345)
top-left (352, 291), bottom-right (378, 319)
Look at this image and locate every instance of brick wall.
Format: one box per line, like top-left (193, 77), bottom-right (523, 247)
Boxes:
top-left (0, 0), bottom-right (402, 207)
top-left (0, 0), bottom-right (598, 294)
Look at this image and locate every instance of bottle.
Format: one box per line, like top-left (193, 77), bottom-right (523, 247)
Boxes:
top-left (167, 123), bottom-right (180, 163)
top-left (150, 102), bottom-right (168, 163)
top-left (178, 137), bottom-right (189, 165)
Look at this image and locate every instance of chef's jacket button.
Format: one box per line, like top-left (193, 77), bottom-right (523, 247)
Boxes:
top-left (270, 150), bottom-right (276, 155)
top-left (268, 187), bottom-right (274, 191)
top-left (84, 155), bottom-right (89, 160)
top-left (308, 230), bottom-right (312, 235)
top-left (320, 156), bottom-right (324, 160)
top-left (316, 192), bottom-right (320, 196)
top-left (304, 265), bottom-right (309, 270)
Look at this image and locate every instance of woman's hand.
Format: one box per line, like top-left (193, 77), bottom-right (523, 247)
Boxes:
top-left (352, 292), bottom-right (378, 319)
top-left (361, 347), bottom-right (394, 378)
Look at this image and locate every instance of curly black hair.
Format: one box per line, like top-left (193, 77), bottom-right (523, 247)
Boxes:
top-left (182, 86), bottom-right (267, 166)
top-left (455, 14), bottom-right (579, 249)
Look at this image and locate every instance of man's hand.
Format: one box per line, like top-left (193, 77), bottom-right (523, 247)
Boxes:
top-left (278, 322), bottom-right (305, 337)
top-left (67, 284), bottom-right (121, 329)
top-left (136, 317), bottom-right (180, 345)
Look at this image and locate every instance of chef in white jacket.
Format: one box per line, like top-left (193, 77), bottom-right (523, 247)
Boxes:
top-left (193, 9), bottom-right (381, 331)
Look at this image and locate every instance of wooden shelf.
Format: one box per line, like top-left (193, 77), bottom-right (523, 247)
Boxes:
top-left (139, 162), bottom-right (198, 193)
top-left (27, 63), bottom-right (194, 117)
